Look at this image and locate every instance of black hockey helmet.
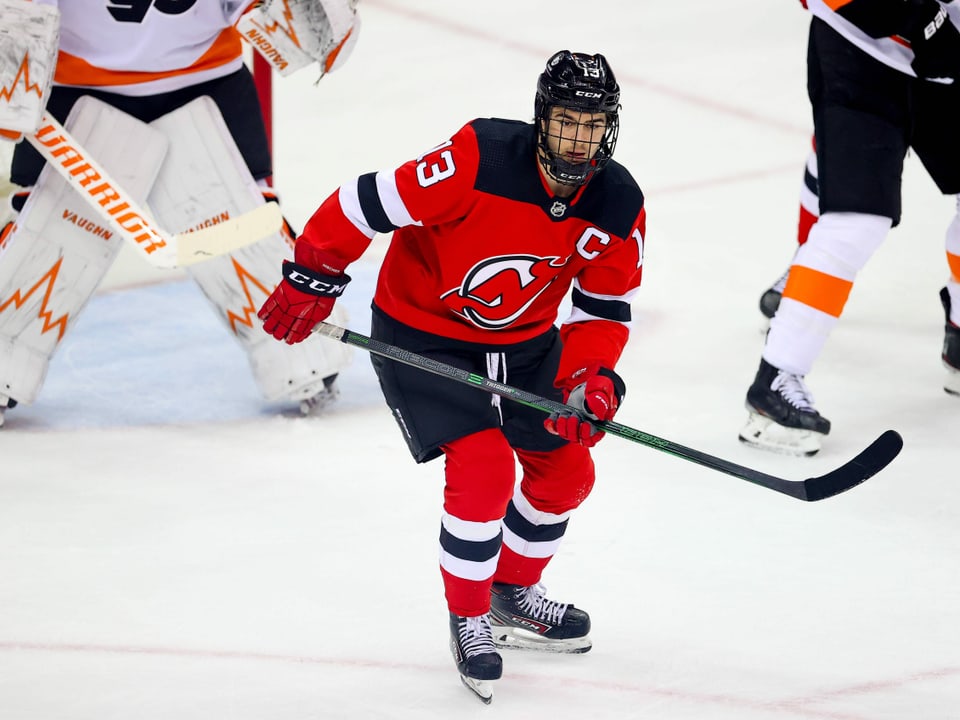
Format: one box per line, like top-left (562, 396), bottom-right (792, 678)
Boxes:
top-left (535, 50), bottom-right (621, 186)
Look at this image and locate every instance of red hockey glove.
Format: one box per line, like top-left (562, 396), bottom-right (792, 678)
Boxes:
top-left (258, 249), bottom-right (351, 344)
top-left (544, 366), bottom-right (626, 448)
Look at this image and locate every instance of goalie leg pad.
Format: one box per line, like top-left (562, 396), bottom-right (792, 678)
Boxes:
top-left (147, 97), bottom-right (351, 403)
top-left (0, 97), bottom-right (167, 405)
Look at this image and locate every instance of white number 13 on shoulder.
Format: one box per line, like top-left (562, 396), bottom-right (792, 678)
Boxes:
top-left (416, 140), bottom-right (456, 187)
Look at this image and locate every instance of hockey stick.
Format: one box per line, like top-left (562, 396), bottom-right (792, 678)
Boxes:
top-left (314, 322), bottom-right (903, 502)
top-left (25, 112), bottom-right (283, 269)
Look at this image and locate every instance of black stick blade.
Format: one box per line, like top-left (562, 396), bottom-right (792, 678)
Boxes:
top-left (802, 430), bottom-right (903, 501)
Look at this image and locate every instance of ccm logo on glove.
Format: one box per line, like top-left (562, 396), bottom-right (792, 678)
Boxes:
top-left (258, 250), bottom-right (351, 344)
top-left (284, 261), bottom-right (350, 297)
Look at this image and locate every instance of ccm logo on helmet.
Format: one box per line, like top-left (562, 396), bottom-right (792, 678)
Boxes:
top-left (575, 91), bottom-right (603, 99)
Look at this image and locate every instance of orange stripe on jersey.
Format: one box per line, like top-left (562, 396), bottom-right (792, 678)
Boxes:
top-left (54, 28), bottom-right (242, 88)
top-left (783, 264), bottom-right (853, 318)
top-left (948, 251), bottom-right (960, 282)
top-left (822, 0), bottom-right (855, 9)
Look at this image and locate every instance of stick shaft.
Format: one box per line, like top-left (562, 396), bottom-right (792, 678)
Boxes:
top-left (27, 112), bottom-right (173, 261)
top-left (26, 113), bottom-right (282, 269)
top-left (314, 322), bottom-right (902, 502)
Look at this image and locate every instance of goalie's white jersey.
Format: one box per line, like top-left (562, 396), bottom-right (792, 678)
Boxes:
top-left (33, 0), bottom-right (255, 96)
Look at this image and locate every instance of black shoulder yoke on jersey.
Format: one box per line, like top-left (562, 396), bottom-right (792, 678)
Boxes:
top-left (470, 117), bottom-right (644, 239)
top-left (831, 0), bottom-right (915, 39)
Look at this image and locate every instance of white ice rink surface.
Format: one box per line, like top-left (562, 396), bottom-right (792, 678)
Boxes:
top-left (1, 1), bottom-right (958, 718)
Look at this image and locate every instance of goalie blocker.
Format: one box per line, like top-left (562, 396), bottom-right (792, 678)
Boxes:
top-left (0, 96), bottom-right (350, 425)
top-left (238, 0), bottom-right (360, 78)
top-left (0, 0), bottom-right (59, 138)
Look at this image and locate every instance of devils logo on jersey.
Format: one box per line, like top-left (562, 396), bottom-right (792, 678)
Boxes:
top-left (441, 254), bottom-right (568, 330)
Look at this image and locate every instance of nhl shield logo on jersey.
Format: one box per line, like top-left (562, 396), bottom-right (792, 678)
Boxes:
top-left (550, 201), bottom-right (567, 218)
top-left (441, 254), bottom-right (567, 330)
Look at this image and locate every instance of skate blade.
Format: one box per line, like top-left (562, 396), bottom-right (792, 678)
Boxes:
top-left (299, 387), bottom-right (340, 415)
top-left (491, 625), bottom-right (592, 654)
top-left (944, 362), bottom-right (960, 396)
top-left (738, 412), bottom-right (823, 457)
top-left (459, 674), bottom-right (493, 704)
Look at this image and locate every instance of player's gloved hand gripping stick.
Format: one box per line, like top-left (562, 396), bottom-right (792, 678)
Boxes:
top-left (545, 365), bottom-right (626, 448)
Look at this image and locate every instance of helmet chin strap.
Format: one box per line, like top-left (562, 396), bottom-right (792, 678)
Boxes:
top-left (539, 149), bottom-right (594, 189)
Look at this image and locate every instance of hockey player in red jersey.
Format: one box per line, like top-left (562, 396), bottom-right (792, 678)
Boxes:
top-left (258, 50), bottom-right (645, 703)
top-left (741, 0), bottom-right (960, 456)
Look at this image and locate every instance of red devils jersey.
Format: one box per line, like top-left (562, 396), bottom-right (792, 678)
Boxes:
top-left (297, 118), bottom-right (646, 382)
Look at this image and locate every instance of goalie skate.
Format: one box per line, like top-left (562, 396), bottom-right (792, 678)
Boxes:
top-left (488, 583), bottom-right (592, 654)
top-left (0, 395), bottom-right (14, 428)
top-left (299, 373), bottom-right (340, 415)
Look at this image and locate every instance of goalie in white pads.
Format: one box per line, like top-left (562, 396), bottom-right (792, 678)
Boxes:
top-left (0, 0), bottom-right (361, 427)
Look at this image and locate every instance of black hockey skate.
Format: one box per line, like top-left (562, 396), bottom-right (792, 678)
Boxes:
top-left (739, 358), bottom-right (830, 456)
top-left (758, 269), bottom-right (789, 320)
top-left (941, 287), bottom-right (960, 395)
top-left (488, 582), bottom-right (592, 654)
top-left (449, 613), bottom-right (502, 704)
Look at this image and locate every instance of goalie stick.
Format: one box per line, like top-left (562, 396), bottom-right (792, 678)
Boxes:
top-left (313, 322), bottom-right (903, 502)
top-left (25, 111), bottom-right (282, 269)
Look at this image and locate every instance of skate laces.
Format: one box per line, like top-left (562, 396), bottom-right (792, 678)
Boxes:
top-left (458, 615), bottom-right (497, 658)
top-left (517, 583), bottom-right (568, 626)
top-left (771, 371), bottom-right (816, 412)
